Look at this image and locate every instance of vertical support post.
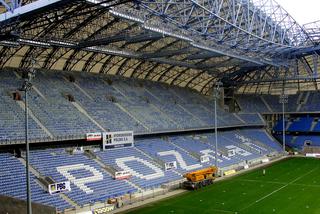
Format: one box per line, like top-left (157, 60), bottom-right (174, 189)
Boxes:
top-left (25, 88), bottom-right (32, 214)
top-left (213, 82), bottom-right (222, 168)
top-left (282, 100), bottom-right (285, 153)
top-left (21, 67), bottom-right (36, 214)
top-left (279, 93), bottom-right (287, 154)
top-left (214, 97), bottom-right (218, 168)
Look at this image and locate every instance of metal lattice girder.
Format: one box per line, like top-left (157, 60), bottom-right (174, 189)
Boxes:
top-left (0, 0), bottom-right (64, 22)
top-left (136, 0), bottom-right (310, 63)
top-left (78, 32), bottom-right (163, 48)
top-left (303, 20), bottom-right (320, 45)
top-left (0, 0), bottom-right (318, 95)
top-left (229, 54), bottom-right (320, 87)
top-left (0, 0), bottom-right (21, 12)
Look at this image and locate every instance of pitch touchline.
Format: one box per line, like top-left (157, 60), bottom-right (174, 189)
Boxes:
top-left (255, 167), bottom-right (318, 203)
top-left (240, 167), bottom-right (319, 211)
top-left (211, 208), bottom-right (235, 213)
top-left (177, 204), bottom-right (235, 213)
top-left (238, 179), bottom-right (286, 185)
top-left (238, 178), bottom-right (320, 188)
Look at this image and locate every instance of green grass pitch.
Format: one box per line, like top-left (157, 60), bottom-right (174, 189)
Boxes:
top-left (125, 157), bottom-right (320, 214)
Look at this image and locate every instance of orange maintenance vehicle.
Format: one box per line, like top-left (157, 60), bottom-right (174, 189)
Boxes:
top-left (183, 166), bottom-right (218, 190)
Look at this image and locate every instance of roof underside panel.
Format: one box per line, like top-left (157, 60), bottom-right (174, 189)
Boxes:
top-left (0, 0), bottom-right (318, 95)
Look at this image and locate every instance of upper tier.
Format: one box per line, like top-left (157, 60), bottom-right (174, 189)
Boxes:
top-left (236, 92), bottom-right (320, 113)
top-left (0, 69), bottom-right (264, 144)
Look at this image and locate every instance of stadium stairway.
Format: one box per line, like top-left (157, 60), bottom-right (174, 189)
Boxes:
top-left (260, 96), bottom-right (273, 112)
top-left (19, 155), bottom-right (79, 210)
top-left (149, 103), bottom-right (181, 129)
top-left (28, 148), bottom-right (138, 206)
top-left (220, 135), bottom-right (260, 161)
top-left (245, 131), bottom-right (277, 153)
top-left (170, 136), bottom-right (235, 168)
top-left (114, 103), bottom-right (150, 132)
top-left (72, 82), bottom-right (94, 101)
top-left (32, 85), bottom-right (47, 101)
top-left (310, 118), bottom-right (319, 131)
top-left (71, 102), bottom-right (107, 132)
top-left (16, 100), bottom-right (54, 139)
top-left (233, 114), bottom-right (246, 124)
top-left (85, 150), bottom-right (144, 193)
top-left (0, 69), bottom-right (285, 145)
top-left (176, 103), bottom-right (208, 127)
top-left (0, 153), bottom-right (73, 211)
top-left (143, 82), bottom-right (207, 128)
top-left (286, 120), bottom-right (292, 130)
top-left (296, 92), bottom-right (305, 112)
top-left (134, 147), bottom-right (185, 179)
top-left (146, 89), bottom-right (204, 128)
top-left (313, 121), bottom-right (320, 132)
top-left (96, 147), bottom-right (181, 189)
top-left (166, 139), bottom-right (202, 162)
top-left (157, 150), bottom-right (202, 171)
top-left (235, 142), bottom-right (261, 155)
top-left (134, 147), bottom-right (170, 172)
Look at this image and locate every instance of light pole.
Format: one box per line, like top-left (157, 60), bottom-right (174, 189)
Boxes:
top-left (279, 93), bottom-right (288, 153)
top-left (213, 82), bottom-right (222, 167)
top-left (20, 68), bottom-right (36, 214)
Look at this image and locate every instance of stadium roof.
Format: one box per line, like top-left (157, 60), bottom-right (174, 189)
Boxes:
top-left (0, 0), bottom-right (319, 94)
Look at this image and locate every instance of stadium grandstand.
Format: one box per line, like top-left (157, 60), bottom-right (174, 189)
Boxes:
top-left (0, 0), bottom-right (319, 213)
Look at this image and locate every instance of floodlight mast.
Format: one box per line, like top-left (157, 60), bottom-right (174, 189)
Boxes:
top-left (20, 68), bottom-right (36, 214)
top-left (279, 93), bottom-right (288, 153)
top-left (213, 82), bottom-right (223, 168)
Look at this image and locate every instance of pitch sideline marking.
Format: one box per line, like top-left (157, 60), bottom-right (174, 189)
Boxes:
top-left (210, 208), bottom-right (235, 213)
top-left (240, 167), bottom-right (319, 211)
top-left (238, 178), bottom-right (320, 188)
top-left (238, 179), bottom-right (286, 185)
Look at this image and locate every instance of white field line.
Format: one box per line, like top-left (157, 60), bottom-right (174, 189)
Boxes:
top-left (238, 178), bottom-right (320, 188)
top-left (238, 179), bottom-right (286, 185)
top-left (211, 208), bottom-right (236, 213)
top-left (240, 167), bottom-right (319, 211)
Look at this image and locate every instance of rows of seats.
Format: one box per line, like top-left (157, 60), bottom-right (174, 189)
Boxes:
top-left (0, 70), bottom-right (267, 144)
top-left (300, 92), bottom-right (320, 112)
top-left (143, 82), bottom-right (205, 128)
top-left (314, 122), bottom-right (320, 131)
top-left (273, 113), bottom-right (320, 150)
top-left (0, 153), bottom-right (72, 211)
top-left (74, 74), bottom-right (147, 133)
top-left (212, 132), bottom-right (262, 161)
top-left (239, 129), bottom-right (282, 152)
top-left (29, 148), bottom-right (136, 206)
top-left (96, 147), bottom-right (181, 189)
top-left (28, 71), bottom-right (102, 138)
top-left (169, 136), bottom-right (239, 168)
top-left (237, 113), bottom-right (265, 125)
top-left (273, 119), bottom-right (287, 132)
top-left (287, 117), bottom-right (313, 132)
top-left (275, 134), bottom-right (320, 150)
top-left (0, 128), bottom-right (281, 211)
top-left (236, 92), bottom-right (320, 113)
top-left (114, 80), bottom-right (177, 131)
top-left (0, 72), bottom-right (48, 142)
top-left (236, 95), bottom-right (270, 113)
top-left (273, 117), bottom-right (315, 133)
top-left (295, 135), bottom-right (320, 147)
top-left (135, 138), bottom-right (203, 174)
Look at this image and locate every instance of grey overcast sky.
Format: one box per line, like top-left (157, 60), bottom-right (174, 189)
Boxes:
top-left (276, 0), bottom-right (320, 25)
